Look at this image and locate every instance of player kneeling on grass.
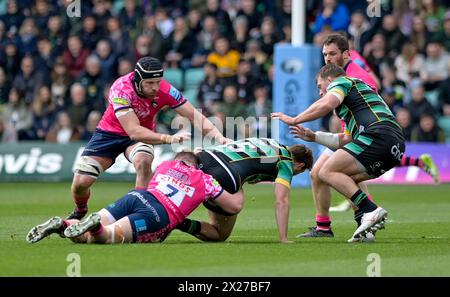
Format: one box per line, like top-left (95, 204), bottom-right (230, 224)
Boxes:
top-left (176, 138), bottom-right (313, 244)
top-left (26, 152), bottom-right (241, 244)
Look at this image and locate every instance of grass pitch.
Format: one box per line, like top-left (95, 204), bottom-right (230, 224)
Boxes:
top-left (0, 182), bottom-right (449, 276)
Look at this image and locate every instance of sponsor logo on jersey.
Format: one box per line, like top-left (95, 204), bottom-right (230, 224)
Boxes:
top-left (169, 86), bottom-right (182, 102)
top-left (112, 97), bottom-right (129, 106)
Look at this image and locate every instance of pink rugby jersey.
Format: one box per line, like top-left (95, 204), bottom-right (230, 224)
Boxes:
top-left (97, 72), bottom-right (187, 136)
top-left (147, 160), bottom-right (223, 229)
top-left (344, 60), bottom-right (378, 93)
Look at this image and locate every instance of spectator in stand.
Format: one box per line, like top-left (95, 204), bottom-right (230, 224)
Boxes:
top-left (406, 83), bottom-right (436, 125)
top-left (77, 55), bottom-right (106, 112)
top-left (245, 84), bottom-right (272, 138)
top-left (63, 35), bottom-right (91, 80)
top-left (2, 87), bottom-right (33, 140)
top-left (243, 39), bottom-right (268, 78)
top-left (313, 0), bottom-right (350, 34)
top-left (437, 77), bottom-right (450, 116)
top-left (106, 16), bottom-right (130, 59)
top-left (421, 40), bottom-right (449, 90)
top-left (433, 11), bottom-right (450, 52)
top-left (93, 39), bottom-right (118, 83)
top-left (155, 7), bottom-right (174, 39)
top-left (410, 16), bottom-right (430, 54)
top-left (411, 113), bottom-right (446, 143)
top-left (206, 0), bottom-right (233, 38)
top-left (236, 0), bottom-right (263, 37)
top-left (0, 66), bottom-right (10, 105)
top-left (45, 14), bottom-right (66, 56)
top-left (394, 42), bottom-right (426, 85)
top-left (396, 108), bottom-right (413, 141)
top-left (32, 85), bottom-right (58, 141)
top-left (117, 57), bottom-right (134, 77)
top-left (18, 18), bottom-right (38, 56)
top-left (50, 57), bottom-right (71, 108)
top-left (377, 14), bottom-right (408, 59)
top-left (91, 0), bottom-right (112, 36)
top-left (165, 16), bottom-right (195, 70)
top-left (46, 111), bottom-right (81, 144)
top-left (207, 36), bottom-right (240, 85)
top-left (1, 0), bottom-right (25, 36)
top-left (141, 16), bottom-right (167, 63)
top-left (80, 110), bottom-right (102, 141)
top-left (231, 15), bottom-right (249, 53)
top-left (187, 8), bottom-right (202, 36)
top-left (197, 63), bottom-right (223, 116)
top-left (0, 114), bottom-right (17, 142)
top-left (12, 55), bottom-right (46, 105)
top-left (79, 14), bottom-right (101, 51)
top-left (419, 0), bottom-right (446, 34)
top-left (191, 15), bottom-right (221, 67)
top-left (363, 33), bottom-right (390, 79)
top-left (348, 10), bottom-right (371, 53)
top-left (380, 65), bottom-right (406, 109)
top-left (0, 41), bottom-right (21, 81)
top-left (35, 37), bottom-right (57, 76)
top-left (133, 34), bottom-right (152, 63)
top-left (258, 17), bottom-right (280, 58)
top-left (233, 58), bottom-right (259, 103)
top-left (118, 0), bottom-right (143, 43)
top-left (65, 83), bottom-right (89, 131)
top-left (32, 0), bottom-right (53, 31)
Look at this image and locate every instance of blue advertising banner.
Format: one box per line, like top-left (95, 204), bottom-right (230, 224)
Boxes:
top-left (273, 44), bottom-right (323, 187)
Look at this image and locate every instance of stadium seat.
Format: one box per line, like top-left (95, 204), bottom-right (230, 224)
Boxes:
top-left (184, 68), bottom-right (205, 91)
top-left (182, 88), bottom-right (199, 107)
top-left (437, 116), bottom-right (450, 140)
top-left (425, 90), bottom-right (439, 109)
top-left (164, 68), bottom-right (184, 90)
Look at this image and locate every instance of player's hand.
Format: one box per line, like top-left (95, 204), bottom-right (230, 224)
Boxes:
top-left (271, 112), bottom-right (296, 126)
top-left (169, 131), bottom-right (191, 144)
top-left (193, 147), bottom-right (203, 154)
top-left (216, 135), bottom-right (233, 144)
top-left (290, 125), bottom-right (316, 142)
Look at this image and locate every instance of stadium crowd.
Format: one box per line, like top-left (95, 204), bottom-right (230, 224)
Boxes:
top-left (0, 0), bottom-right (449, 143)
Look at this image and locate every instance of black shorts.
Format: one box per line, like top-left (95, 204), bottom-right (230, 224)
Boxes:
top-left (198, 151), bottom-right (241, 194)
top-left (342, 124), bottom-right (405, 177)
top-left (82, 128), bottom-right (137, 160)
top-left (105, 190), bottom-right (171, 243)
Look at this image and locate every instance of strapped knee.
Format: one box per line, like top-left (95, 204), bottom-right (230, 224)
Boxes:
top-left (127, 143), bottom-right (154, 163)
top-left (74, 156), bottom-right (104, 179)
top-left (107, 224), bottom-right (125, 244)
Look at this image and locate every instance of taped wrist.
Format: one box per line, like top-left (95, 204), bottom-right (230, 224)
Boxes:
top-left (315, 131), bottom-right (340, 150)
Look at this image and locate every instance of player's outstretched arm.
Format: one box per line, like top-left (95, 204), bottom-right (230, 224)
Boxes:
top-left (174, 101), bottom-right (232, 144)
top-left (274, 183), bottom-right (293, 244)
top-left (271, 93), bottom-right (341, 125)
top-left (117, 108), bottom-right (190, 144)
top-left (290, 125), bottom-right (351, 150)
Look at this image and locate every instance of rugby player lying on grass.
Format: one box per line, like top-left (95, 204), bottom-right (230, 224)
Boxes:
top-left (27, 152), bottom-right (241, 244)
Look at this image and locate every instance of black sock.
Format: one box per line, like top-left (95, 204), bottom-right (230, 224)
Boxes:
top-left (176, 218), bottom-right (201, 235)
top-left (351, 189), bottom-right (377, 224)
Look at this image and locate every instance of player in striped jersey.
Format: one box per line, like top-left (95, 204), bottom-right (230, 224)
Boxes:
top-left (272, 64), bottom-right (405, 242)
top-left (292, 34), bottom-right (438, 241)
top-left (176, 138), bottom-right (314, 243)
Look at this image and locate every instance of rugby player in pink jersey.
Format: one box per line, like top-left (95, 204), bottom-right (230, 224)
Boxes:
top-left (272, 34), bottom-right (438, 241)
top-left (67, 57), bottom-right (230, 221)
top-left (27, 152), bottom-right (241, 244)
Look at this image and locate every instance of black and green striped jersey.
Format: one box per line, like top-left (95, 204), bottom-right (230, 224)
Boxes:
top-left (327, 76), bottom-right (401, 139)
top-left (204, 138), bottom-right (294, 188)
